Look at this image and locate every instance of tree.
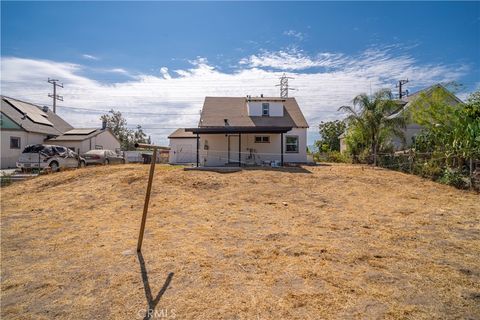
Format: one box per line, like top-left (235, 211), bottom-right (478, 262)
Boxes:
top-left (315, 120), bottom-right (346, 152)
top-left (100, 110), bottom-right (150, 150)
top-left (100, 109), bottom-right (131, 149)
top-left (412, 88), bottom-right (480, 164)
top-left (133, 125), bottom-right (148, 145)
top-left (339, 89), bottom-right (406, 166)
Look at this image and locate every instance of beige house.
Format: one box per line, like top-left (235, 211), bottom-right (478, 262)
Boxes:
top-left (339, 84), bottom-right (463, 152)
top-left (1, 95), bottom-right (120, 169)
top-left (169, 96), bottom-right (309, 167)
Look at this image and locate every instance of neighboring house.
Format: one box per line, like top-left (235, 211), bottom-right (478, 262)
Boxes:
top-left (168, 128), bottom-right (198, 164)
top-left (339, 84), bottom-right (463, 152)
top-left (45, 126), bottom-right (121, 155)
top-left (169, 96), bottom-right (309, 166)
top-left (1, 95), bottom-right (121, 168)
top-left (1, 96), bottom-right (73, 169)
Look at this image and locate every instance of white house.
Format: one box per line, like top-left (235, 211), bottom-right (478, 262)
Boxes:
top-left (169, 96), bottom-right (309, 166)
top-left (168, 128), bottom-right (198, 164)
top-left (339, 84), bottom-right (463, 152)
top-left (45, 127), bottom-right (121, 155)
top-left (1, 96), bottom-right (72, 168)
top-left (1, 96), bottom-right (120, 169)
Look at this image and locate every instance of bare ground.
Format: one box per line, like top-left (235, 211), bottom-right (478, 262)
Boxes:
top-left (1, 164), bottom-right (479, 319)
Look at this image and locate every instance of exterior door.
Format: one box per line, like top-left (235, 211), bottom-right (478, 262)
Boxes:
top-left (228, 135), bottom-right (239, 164)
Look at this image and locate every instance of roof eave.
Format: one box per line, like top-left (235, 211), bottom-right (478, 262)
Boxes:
top-left (185, 126), bottom-right (293, 134)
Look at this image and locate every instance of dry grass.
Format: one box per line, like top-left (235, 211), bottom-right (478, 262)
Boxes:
top-left (1, 164), bottom-right (479, 319)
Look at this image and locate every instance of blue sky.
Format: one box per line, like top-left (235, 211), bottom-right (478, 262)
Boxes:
top-left (1, 1), bottom-right (479, 145)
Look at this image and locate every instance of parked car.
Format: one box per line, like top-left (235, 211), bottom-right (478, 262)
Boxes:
top-left (82, 149), bottom-right (125, 165)
top-left (17, 144), bottom-right (86, 172)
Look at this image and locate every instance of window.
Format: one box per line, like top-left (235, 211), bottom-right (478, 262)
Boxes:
top-left (10, 137), bottom-right (21, 149)
top-left (54, 146), bottom-right (67, 154)
top-left (254, 136), bottom-right (270, 143)
top-left (286, 136), bottom-right (299, 153)
top-left (262, 103), bottom-right (270, 116)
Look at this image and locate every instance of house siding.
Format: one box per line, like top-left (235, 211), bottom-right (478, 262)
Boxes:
top-left (169, 138), bottom-right (198, 164)
top-left (185, 128), bottom-right (308, 166)
top-left (1, 130), bottom-right (46, 169)
top-left (50, 131), bottom-right (121, 154)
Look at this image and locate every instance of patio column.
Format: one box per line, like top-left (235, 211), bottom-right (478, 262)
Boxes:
top-left (238, 133), bottom-right (241, 167)
top-left (196, 132), bottom-right (199, 167)
top-left (280, 133), bottom-right (284, 166)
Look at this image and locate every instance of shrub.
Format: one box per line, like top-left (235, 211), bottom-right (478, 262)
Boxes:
top-left (438, 168), bottom-right (468, 189)
top-left (325, 151), bottom-right (351, 163)
top-left (0, 174), bottom-right (12, 187)
top-left (413, 158), bottom-right (444, 179)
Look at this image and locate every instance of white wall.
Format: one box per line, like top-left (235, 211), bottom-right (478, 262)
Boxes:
top-left (247, 101), bottom-right (283, 117)
top-left (169, 138), bottom-right (197, 164)
top-left (192, 128), bottom-right (308, 166)
top-left (53, 131), bottom-right (121, 154)
top-left (91, 131), bottom-right (121, 153)
top-left (1, 130), bottom-right (46, 168)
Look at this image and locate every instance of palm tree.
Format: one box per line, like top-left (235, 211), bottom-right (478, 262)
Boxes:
top-left (339, 89), bottom-right (406, 166)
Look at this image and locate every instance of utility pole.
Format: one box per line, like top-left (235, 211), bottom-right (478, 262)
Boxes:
top-left (275, 73), bottom-right (296, 98)
top-left (396, 79), bottom-right (409, 99)
top-left (48, 78), bottom-right (64, 113)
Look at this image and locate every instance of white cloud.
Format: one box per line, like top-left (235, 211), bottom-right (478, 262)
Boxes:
top-left (107, 68), bottom-right (130, 75)
top-left (283, 30), bottom-right (304, 41)
top-left (82, 54), bottom-right (99, 60)
top-left (239, 49), bottom-right (346, 70)
top-left (0, 48), bottom-right (469, 146)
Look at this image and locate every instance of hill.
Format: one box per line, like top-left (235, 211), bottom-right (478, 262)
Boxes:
top-left (1, 164), bottom-right (479, 319)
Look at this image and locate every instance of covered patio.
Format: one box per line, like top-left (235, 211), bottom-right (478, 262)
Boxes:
top-left (185, 126), bottom-right (293, 167)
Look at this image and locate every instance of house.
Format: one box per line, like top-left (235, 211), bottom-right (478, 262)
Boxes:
top-left (169, 96), bottom-right (309, 166)
top-left (44, 125), bottom-right (121, 155)
top-left (1, 96), bottom-right (73, 168)
top-left (168, 128), bottom-right (198, 164)
top-left (1, 96), bottom-right (121, 169)
top-left (339, 84), bottom-right (463, 152)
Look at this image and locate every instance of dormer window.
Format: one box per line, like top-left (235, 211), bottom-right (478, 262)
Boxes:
top-left (262, 103), bottom-right (270, 116)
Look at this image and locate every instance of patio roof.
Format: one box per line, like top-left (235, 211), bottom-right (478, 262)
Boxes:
top-left (185, 126), bottom-right (292, 134)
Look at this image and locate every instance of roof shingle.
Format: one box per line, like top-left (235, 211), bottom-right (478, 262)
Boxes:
top-left (198, 97), bottom-right (309, 128)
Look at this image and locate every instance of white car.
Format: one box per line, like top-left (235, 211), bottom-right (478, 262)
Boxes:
top-left (17, 144), bottom-right (86, 172)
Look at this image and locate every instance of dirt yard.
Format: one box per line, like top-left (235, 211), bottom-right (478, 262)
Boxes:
top-left (1, 164), bottom-right (479, 319)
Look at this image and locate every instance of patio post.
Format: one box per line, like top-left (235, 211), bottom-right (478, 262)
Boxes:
top-left (196, 132), bottom-right (199, 167)
top-left (238, 133), bottom-right (241, 167)
top-left (281, 133), bottom-right (284, 166)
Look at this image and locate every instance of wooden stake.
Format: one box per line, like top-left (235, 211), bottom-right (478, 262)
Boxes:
top-left (137, 146), bottom-right (158, 252)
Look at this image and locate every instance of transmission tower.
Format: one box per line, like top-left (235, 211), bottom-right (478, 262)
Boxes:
top-left (276, 73), bottom-right (296, 98)
top-left (48, 78), bottom-right (64, 113)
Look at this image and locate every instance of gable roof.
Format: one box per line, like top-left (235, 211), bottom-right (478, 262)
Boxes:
top-left (198, 97), bottom-right (309, 128)
top-left (45, 128), bottom-right (119, 142)
top-left (168, 128), bottom-right (197, 139)
top-left (389, 84), bottom-right (463, 118)
top-left (1, 96), bottom-right (73, 135)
